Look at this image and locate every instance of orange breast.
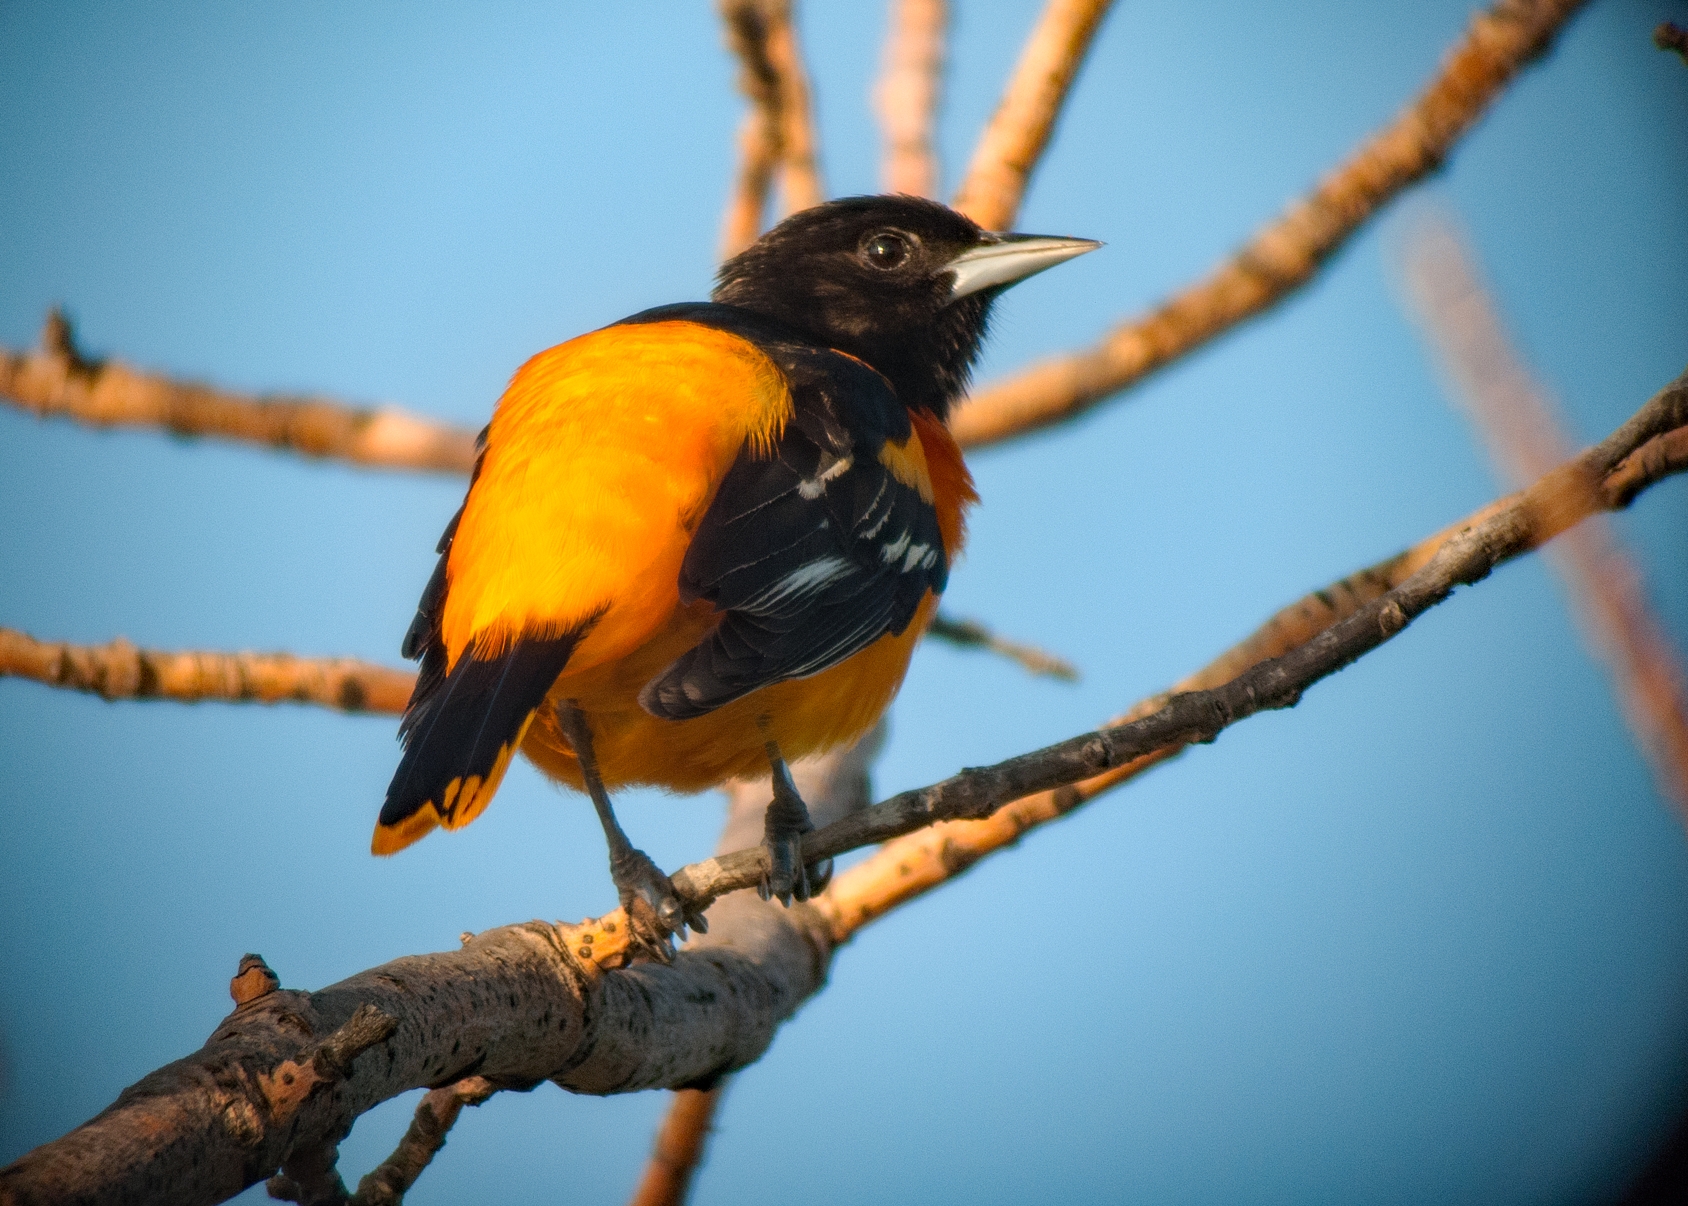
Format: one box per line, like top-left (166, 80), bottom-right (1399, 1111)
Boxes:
top-left (520, 409), bottom-right (977, 793)
top-left (441, 321), bottom-right (791, 674)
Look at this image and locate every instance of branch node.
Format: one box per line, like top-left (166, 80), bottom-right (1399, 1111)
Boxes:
top-left (40, 307), bottom-right (102, 377)
top-left (231, 952), bottom-right (281, 1006)
top-left (311, 1003), bottom-right (400, 1080)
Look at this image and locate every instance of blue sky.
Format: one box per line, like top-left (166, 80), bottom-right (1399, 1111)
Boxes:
top-left (3, 2), bottom-right (1687, 1203)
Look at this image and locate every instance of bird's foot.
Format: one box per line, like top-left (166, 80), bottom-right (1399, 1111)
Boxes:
top-left (760, 760), bottom-right (826, 906)
top-left (609, 844), bottom-right (707, 961)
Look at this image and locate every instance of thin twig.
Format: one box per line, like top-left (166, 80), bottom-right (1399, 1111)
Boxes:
top-left (1399, 212), bottom-right (1688, 816)
top-left (671, 367), bottom-right (1688, 915)
top-left (350, 1077), bottom-right (496, 1206)
top-left (0, 618), bottom-right (1050, 710)
top-left (950, 0), bottom-right (1115, 231)
top-left (718, 0), bottom-right (826, 260)
top-left (927, 612), bottom-right (1079, 681)
top-left (874, 0), bottom-right (948, 198)
top-left (0, 627), bottom-right (415, 714)
top-left (948, 0), bottom-right (1591, 450)
top-left (1655, 21), bottom-right (1688, 65)
top-left (625, 1086), bottom-right (726, 1206)
top-left (0, 310), bottom-right (477, 474)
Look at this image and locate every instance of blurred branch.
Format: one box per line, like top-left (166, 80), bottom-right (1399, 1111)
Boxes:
top-left (1655, 21), bottom-right (1688, 65)
top-left (0, 310), bottom-right (477, 474)
top-left (718, 0), bottom-right (827, 260)
top-left (874, 0), bottom-right (948, 198)
top-left (1399, 212), bottom-right (1688, 815)
top-left (626, 1087), bottom-right (726, 1206)
top-left (927, 611), bottom-right (1079, 681)
top-left (0, 626), bottom-right (414, 714)
top-left (950, 0), bottom-right (1116, 231)
top-left (7, 373), bottom-right (1684, 1206)
top-left (948, 0), bottom-right (1590, 450)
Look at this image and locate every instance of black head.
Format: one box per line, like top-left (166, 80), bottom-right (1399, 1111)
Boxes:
top-left (713, 195), bottom-right (1097, 421)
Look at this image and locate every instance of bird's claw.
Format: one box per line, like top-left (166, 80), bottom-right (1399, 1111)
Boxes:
top-left (760, 831), bottom-right (810, 906)
top-left (760, 836), bottom-right (832, 905)
top-left (609, 846), bottom-right (705, 957)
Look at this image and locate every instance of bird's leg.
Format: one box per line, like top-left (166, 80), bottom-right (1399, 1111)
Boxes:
top-left (760, 739), bottom-right (830, 905)
top-left (555, 700), bottom-right (707, 952)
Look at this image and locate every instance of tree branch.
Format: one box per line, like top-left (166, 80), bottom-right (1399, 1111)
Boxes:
top-left (874, 0), bottom-right (948, 198)
top-left (949, 0), bottom-right (1115, 232)
top-left (1, 616), bottom-right (1066, 710)
top-left (5, 372), bottom-right (1683, 1206)
top-left (926, 611), bottom-right (1079, 681)
top-left (0, 627), bottom-right (414, 714)
top-left (947, 0), bottom-right (1590, 450)
top-left (0, 310), bottom-right (477, 474)
top-left (673, 366), bottom-right (1688, 914)
top-left (625, 1086), bottom-right (725, 1206)
top-left (344, 1076), bottom-right (495, 1206)
top-left (718, 0), bottom-right (827, 260)
top-left (1400, 212), bottom-right (1688, 815)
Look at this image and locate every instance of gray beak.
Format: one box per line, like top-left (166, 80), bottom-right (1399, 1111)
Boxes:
top-left (945, 233), bottom-right (1101, 301)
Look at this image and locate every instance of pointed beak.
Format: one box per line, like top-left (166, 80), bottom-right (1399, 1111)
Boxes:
top-left (945, 233), bottom-right (1101, 301)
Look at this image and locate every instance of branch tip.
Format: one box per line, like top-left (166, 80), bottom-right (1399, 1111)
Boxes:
top-left (232, 953), bottom-right (281, 1006)
top-left (1655, 21), bottom-right (1688, 64)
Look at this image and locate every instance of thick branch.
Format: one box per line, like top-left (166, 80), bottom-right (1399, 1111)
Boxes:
top-left (948, 0), bottom-right (1589, 449)
top-left (874, 0), bottom-right (948, 198)
top-left (0, 311), bottom-right (477, 474)
top-left (673, 368), bottom-right (1688, 912)
top-left (6, 375), bottom-right (1683, 1206)
top-left (1401, 213), bottom-right (1688, 814)
top-left (718, 0), bottom-right (826, 260)
top-left (0, 627), bottom-right (414, 714)
top-left (949, 0), bottom-right (1115, 231)
top-left (0, 904), bottom-right (832, 1206)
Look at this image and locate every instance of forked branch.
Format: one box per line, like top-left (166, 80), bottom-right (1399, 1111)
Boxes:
top-left (948, 0), bottom-right (1591, 449)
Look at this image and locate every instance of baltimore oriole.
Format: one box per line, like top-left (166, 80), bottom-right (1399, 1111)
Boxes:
top-left (375, 195), bottom-right (1095, 941)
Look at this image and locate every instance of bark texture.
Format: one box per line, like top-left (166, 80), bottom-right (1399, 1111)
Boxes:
top-left (0, 628), bottom-right (414, 714)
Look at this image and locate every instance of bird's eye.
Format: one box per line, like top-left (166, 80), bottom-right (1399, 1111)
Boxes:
top-left (862, 232), bottom-right (910, 271)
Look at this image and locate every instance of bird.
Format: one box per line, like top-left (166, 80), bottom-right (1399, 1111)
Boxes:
top-left (373, 194), bottom-right (1097, 945)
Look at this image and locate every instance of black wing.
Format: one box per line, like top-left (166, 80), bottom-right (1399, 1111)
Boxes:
top-left (376, 429), bottom-right (582, 850)
top-left (638, 347), bottom-right (947, 720)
